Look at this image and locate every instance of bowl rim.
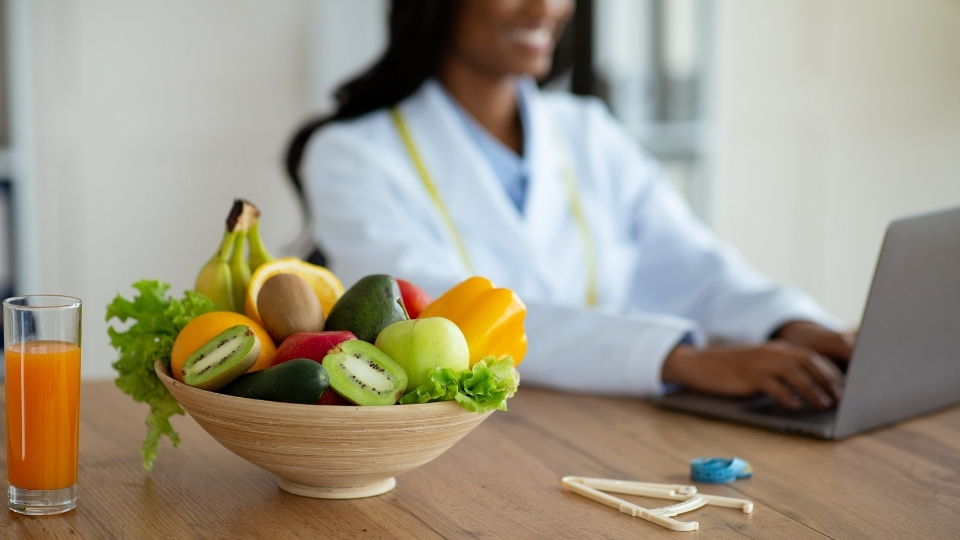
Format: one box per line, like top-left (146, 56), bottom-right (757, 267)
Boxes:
top-left (153, 359), bottom-right (485, 415)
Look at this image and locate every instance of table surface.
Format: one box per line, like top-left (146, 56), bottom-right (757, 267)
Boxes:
top-left (3, 380), bottom-right (960, 539)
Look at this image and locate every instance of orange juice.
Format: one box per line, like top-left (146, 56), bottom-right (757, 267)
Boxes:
top-left (5, 340), bottom-right (81, 490)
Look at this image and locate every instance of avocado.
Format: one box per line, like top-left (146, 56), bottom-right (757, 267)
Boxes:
top-left (323, 274), bottom-right (409, 343)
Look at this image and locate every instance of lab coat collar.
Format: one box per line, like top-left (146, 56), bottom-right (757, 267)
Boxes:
top-left (517, 78), bottom-right (573, 250)
top-left (396, 79), bottom-right (568, 285)
top-left (436, 81), bottom-right (531, 211)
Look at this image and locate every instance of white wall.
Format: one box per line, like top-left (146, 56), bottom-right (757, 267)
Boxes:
top-left (307, 0), bottom-right (386, 113)
top-left (8, 1), bottom-right (315, 379)
top-left (710, 0), bottom-right (960, 324)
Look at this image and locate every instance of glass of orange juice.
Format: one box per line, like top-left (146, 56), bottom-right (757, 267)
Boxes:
top-left (3, 295), bottom-right (82, 515)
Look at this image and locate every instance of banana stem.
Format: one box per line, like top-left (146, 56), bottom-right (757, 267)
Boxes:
top-left (247, 221), bottom-right (274, 271)
top-left (226, 199), bottom-right (246, 233)
top-left (217, 230), bottom-right (237, 262)
top-left (230, 230), bottom-right (247, 266)
top-left (229, 229), bottom-right (251, 312)
top-left (228, 198), bottom-right (261, 234)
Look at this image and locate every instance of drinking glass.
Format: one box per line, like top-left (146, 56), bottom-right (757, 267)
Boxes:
top-left (3, 295), bottom-right (82, 515)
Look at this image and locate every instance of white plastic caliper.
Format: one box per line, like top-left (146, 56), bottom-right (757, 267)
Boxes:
top-left (561, 476), bottom-right (754, 532)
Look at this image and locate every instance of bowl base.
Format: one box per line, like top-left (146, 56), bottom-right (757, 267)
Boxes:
top-left (277, 477), bottom-right (397, 499)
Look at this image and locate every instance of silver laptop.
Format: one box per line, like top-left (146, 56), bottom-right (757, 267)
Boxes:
top-left (656, 205), bottom-right (960, 439)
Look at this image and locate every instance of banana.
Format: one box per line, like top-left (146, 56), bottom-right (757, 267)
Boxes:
top-left (194, 230), bottom-right (237, 311)
top-left (195, 198), bottom-right (275, 312)
top-left (228, 228), bottom-right (251, 312)
top-left (247, 220), bottom-right (274, 272)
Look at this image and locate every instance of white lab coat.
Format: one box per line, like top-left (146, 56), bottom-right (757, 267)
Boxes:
top-left (302, 78), bottom-right (844, 397)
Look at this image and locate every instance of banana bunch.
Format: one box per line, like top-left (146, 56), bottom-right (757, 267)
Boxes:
top-left (195, 199), bottom-right (275, 312)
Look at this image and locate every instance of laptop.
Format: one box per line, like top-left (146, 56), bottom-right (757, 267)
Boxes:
top-left (656, 204), bottom-right (960, 439)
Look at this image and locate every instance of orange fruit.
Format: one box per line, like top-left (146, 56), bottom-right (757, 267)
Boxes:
top-left (170, 311), bottom-right (277, 383)
top-left (244, 257), bottom-right (345, 326)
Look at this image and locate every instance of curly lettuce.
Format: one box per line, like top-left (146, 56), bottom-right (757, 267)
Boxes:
top-left (106, 279), bottom-right (217, 471)
top-left (400, 357), bottom-right (519, 413)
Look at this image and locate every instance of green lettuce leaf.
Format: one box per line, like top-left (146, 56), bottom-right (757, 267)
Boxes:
top-left (399, 357), bottom-right (519, 413)
top-left (106, 279), bottom-right (217, 471)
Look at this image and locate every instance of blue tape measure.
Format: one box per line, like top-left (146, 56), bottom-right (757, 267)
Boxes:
top-left (690, 457), bottom-right (753, 484)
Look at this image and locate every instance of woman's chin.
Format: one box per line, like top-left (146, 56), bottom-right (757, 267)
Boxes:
top-left (507, 57), bottom-right (554, 79)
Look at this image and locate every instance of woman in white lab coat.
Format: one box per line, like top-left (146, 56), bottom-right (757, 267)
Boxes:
top-left (286, 0), bottom-right (854, 409)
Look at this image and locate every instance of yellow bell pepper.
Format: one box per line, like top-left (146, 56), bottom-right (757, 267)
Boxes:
top-left (420, 276), bottom-right (527, 366)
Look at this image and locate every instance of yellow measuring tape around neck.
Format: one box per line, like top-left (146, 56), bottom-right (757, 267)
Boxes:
top-left (560, 158), bottom-right (599, 307)
top-left (391, 108), bottom-right (476, 274)
top-left (390, 107), bottom-right (597, 306)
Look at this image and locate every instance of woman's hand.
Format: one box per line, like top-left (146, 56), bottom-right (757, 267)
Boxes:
top-left (661, 337), bottom-right (848, 410)
top-left (772, 320), bottom-right (856, 365)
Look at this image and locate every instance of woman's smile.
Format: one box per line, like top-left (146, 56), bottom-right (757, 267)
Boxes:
top-left (504, 26), bottom-right (555, 54)
top-left (445, 0), bottom-right (575, 80)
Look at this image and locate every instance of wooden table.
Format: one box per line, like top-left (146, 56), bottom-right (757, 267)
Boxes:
top-left (3, 381), bottom-right (960, 538)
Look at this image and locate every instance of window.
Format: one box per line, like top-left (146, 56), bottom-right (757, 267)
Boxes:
top-left (575, 0), bottom-right (713, 223)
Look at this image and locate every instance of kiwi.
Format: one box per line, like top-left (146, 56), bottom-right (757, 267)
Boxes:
top-left (182, 324), bottom-right (261, 391)
top-left (257, 273), bottom-right (325, 343)
top-left (322, 340), bottom-right (408, 406)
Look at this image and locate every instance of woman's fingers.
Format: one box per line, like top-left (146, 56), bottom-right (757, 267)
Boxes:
top-left (756, 376), bottom-right (804, 409)
top-left (803, 352), bottom-right (845, 401)
top-left (764, 343), bottom-right (845, 409)
top-left (774, 320), bottom-right (857, 364)
top-left (661, 341), bottom-right (847, 409)
top-left (775, 359), bottom-right (832, 409)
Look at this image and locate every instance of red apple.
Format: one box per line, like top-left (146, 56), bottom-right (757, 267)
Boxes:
top-left (397, 278), bottom-right (433, 319)
top-left (272, 331), bottom-right (358, 366)
top-left (316, 388), bottom-right (350, 405)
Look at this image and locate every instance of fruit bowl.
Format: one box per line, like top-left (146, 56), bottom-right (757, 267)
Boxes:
top-left (154, 360), bottom-right (494, 499)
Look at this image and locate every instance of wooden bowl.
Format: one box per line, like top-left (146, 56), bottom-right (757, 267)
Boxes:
top-left (154, 360), bottom-right (494, 499)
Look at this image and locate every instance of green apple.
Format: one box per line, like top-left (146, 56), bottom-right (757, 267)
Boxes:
top-left (374, 317), bottom-right (470, 389)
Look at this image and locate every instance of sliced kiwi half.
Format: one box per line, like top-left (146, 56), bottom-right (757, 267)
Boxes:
top-left (322, 340), bottom-right (408, 406)
top-left (182, 324), bottom-right (261, 391)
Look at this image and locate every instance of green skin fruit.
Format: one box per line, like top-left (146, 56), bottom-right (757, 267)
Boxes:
top-left (194, 230), bottom-right (237, 311)
top-left (219, 358), bottom-right (329, 404)
top-left (322, 340), bottom-right (408, 406)
top-left (324, 274), bottom-right (408, 343)
top-left (182, 324), bottom-right (261, 391)
top-left (246, 221), bottom-right (273, 272)
top-left (375, 317), bottom-right (470, 390)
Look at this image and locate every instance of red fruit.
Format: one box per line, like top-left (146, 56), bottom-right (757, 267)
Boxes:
top-left (316, 388), bottom-right (350, 406)
top-left (272, 331), bottom-right (358, 366)
top-left (397, 278), bottom-right (433, 319)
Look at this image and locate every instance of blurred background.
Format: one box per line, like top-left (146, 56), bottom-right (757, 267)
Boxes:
top-left (1, 0), bottom-right (959, 379)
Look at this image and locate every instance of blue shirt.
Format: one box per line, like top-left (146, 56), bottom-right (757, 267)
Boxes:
top-left (441, 80), bottom-right (532, 213)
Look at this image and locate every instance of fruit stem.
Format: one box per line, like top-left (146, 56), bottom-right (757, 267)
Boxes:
top-left (230, 229), bottom-right (247, 266)
top-left (227, 199), bottom-right (261, 233)
top-left (247, 220), bottom-right (274, 271)
top-left (217, 230), bottom-right (237, 263)
top-left (226, 199), bottom-right (245, 232)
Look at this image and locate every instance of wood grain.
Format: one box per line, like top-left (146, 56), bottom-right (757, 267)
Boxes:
top-left (155, 360), bottom-right (493, 498)
top-left (3, 381), bottom-right (960, 538)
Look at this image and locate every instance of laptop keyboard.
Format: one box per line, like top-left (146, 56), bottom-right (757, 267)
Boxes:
top-left (746, 396), bottom-right (838, 423)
